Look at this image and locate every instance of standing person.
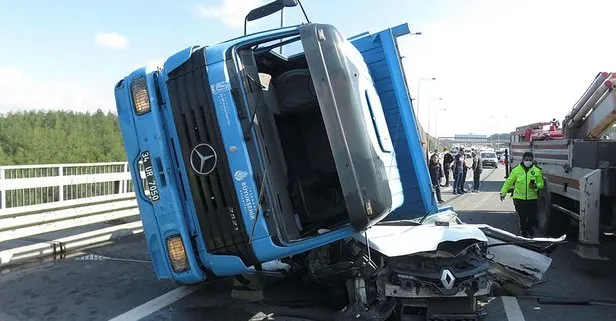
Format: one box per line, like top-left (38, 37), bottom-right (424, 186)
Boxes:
top-left (471, 151), bottom-right (483, 193)
top-left (462, 158), bottom-right (469, 191)
top-left (453, 147), bottom-right (467, 194)
top-left (499, 152), bottom-right (544, 237)
top-left (429, 153), bottom-right (445, 204)
top-left (442, 149), bottom-right (454, 187)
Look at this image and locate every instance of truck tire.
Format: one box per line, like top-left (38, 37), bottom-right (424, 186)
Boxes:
top-left (537, 182), bottom-right (571, 237)
top-left (537, 187), bottom-right (551, 236)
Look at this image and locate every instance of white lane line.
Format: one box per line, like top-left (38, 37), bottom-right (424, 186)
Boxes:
top-left (502, 296), bottom-right (526, 321)
top-left (108, 285), bottom-right (203, 321)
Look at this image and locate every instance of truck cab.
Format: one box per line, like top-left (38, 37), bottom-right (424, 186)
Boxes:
top-left (114, 19), bottom-right (436, 284)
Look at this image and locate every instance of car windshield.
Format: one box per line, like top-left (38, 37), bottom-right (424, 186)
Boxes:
top-left (481, 152), bottom-right (496, 158)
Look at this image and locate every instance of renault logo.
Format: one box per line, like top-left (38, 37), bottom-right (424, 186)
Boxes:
top-left (440, 269), bottom-right (456, 290)
top-left (190, 143), bottom-right (217, 175)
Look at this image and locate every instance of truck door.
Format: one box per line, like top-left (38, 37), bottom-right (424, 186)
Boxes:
top-left (300, 23), bottom-right (405, 230)
top-left (349, 24), bottom-right (438, 220)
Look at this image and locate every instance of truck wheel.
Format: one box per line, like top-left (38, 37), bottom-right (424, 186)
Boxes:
top-left (549, 208), bottom-right (575, 238)
top-left (537, 188), bottom-right (551, 236)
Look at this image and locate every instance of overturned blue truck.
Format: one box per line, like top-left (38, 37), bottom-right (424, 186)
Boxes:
top-left (113, 1), bottom-right (561, 320)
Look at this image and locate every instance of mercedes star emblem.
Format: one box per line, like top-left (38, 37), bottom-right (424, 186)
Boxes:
top-left (190, 143), bottom-right (217, 175)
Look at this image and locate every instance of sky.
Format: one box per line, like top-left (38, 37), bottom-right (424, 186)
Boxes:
top-left (1, 0), bottom-right (616, 137)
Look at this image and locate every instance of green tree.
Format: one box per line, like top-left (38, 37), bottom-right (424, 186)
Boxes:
top-left (0, 110), bottom-right (127, 165)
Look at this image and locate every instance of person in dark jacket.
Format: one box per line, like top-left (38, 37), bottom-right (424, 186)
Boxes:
top-left (453, 147), bottom-right (468, 194)
top-left (442, 150), bottom-right (454, 187)
top-left (429, 153), bottom-right (445, 204)
top-left (471, 151), bottom-right (483, 192)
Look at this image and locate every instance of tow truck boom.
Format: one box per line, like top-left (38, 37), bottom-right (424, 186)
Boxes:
top-left (563, 72), bottom-right (616, 139)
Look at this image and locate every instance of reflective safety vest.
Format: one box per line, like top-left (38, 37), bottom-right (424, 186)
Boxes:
top-left (500, 164), bottom-right (544, 200)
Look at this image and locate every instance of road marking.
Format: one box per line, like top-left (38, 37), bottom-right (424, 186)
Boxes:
top-left (502, 296), bottom-right (526, 321)
top-left (108, 285), bottom-right (203, 321)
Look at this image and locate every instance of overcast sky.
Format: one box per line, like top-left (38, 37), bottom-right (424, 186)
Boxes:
top-left (1, 0), bottom-right (615, 137)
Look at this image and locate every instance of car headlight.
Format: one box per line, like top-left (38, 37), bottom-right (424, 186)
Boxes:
top-left (130, 77), bottom-right (151, 115)
top-left (166, 235), bottom-right (189, 273)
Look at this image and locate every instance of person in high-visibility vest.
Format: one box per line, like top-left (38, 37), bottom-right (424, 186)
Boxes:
top-left (500, 152), bottom-right (545, 237)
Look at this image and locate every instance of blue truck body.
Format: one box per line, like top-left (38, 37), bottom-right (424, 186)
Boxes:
top-left (114, 22), bottom-right (437, 285)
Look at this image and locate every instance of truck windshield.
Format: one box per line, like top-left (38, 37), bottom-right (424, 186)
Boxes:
top-left (481, 152), bottom-right (496, 159)
top-left (254, 36), bottom-right (305, 58)
top-left (231, 34), bottom-right (348, 242)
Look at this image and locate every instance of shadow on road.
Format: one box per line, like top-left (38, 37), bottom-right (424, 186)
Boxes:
top-left (163, 275), bottom-right (341, 321)
top-left (457, 210), bottom-right (519, 233)
top-left (475, 179), bottom-right (507, 193)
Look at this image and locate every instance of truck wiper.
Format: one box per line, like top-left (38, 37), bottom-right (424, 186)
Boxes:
top-left (243, 74), bottom-right (265, 141)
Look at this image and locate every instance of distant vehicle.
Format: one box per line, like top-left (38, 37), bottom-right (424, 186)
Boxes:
top-left (480, 151), bottom-right (498, 168)
top-left (495, 151), bottom-right (506, 164)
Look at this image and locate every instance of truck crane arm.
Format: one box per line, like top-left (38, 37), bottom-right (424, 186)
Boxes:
top-left (563, 72), bottom-right (616, 139)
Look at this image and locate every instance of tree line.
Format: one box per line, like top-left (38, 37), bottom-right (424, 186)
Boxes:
top-left (0, 110), bottom-right (126, 165)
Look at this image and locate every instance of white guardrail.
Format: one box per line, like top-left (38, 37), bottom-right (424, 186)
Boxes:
top-left (0, 162), bottom-right (146, 267)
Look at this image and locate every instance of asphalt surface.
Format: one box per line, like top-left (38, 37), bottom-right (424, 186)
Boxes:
top-left (1, 167), bottom-right (615, 321)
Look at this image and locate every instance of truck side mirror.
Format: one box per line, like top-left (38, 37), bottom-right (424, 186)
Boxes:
top-left (244, 0), bottom-right (299, 35)
top-left (244, 0), bottom-right (309, 35)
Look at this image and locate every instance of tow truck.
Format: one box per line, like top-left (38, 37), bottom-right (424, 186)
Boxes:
top-left (508, 72), bottom-right (616, 259)
top-left (114, 1), bottom-right (561, 319)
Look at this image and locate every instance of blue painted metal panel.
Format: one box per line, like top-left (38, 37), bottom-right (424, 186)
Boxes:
top-left (350, 23), bottom-right (438, 220)
top-left (114, 22), bottom-right (441, 285)
top-left (114, 69), bottom-right (207, 284)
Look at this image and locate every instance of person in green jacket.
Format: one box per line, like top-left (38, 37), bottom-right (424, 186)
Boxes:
top-left (500, 152), bottom-right (545, 237)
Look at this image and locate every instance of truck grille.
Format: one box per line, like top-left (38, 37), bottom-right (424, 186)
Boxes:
top-left (166, 47), bottom-right (257, 266)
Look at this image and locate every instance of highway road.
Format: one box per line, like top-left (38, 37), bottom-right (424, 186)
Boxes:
top-left (1, 167), bottom-right (615, 321)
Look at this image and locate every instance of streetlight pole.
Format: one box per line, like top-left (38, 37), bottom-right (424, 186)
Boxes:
top-left (427, 97), bottom-right (442, 144)
top-left (489, 114), bottom-right (509, 149)
top-left (490, 115), bottom-right (498, 149)
top-left (416, 77), bottom-right (436, 127)
top-left (435, 107), bottom-right (447, 149)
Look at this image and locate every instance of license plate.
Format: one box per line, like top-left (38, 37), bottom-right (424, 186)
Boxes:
top-left (141, 151), bottom-right (161, 202)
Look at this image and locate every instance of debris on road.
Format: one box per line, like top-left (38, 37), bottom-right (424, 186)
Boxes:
top-left (267, 211), bottom-right (566, 321)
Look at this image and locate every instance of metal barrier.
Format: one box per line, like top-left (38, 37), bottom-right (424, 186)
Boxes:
top-left (0, 162), bottom-right (145, 267)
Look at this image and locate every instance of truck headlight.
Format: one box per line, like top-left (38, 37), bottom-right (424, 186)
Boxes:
top-left (166, 235), bottom-right (189, 272)
top-left (130, 77), bottom-right (151, 115)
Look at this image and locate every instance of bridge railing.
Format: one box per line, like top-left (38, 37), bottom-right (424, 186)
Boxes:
top-left (0, 162), bottom-right (146, 267)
